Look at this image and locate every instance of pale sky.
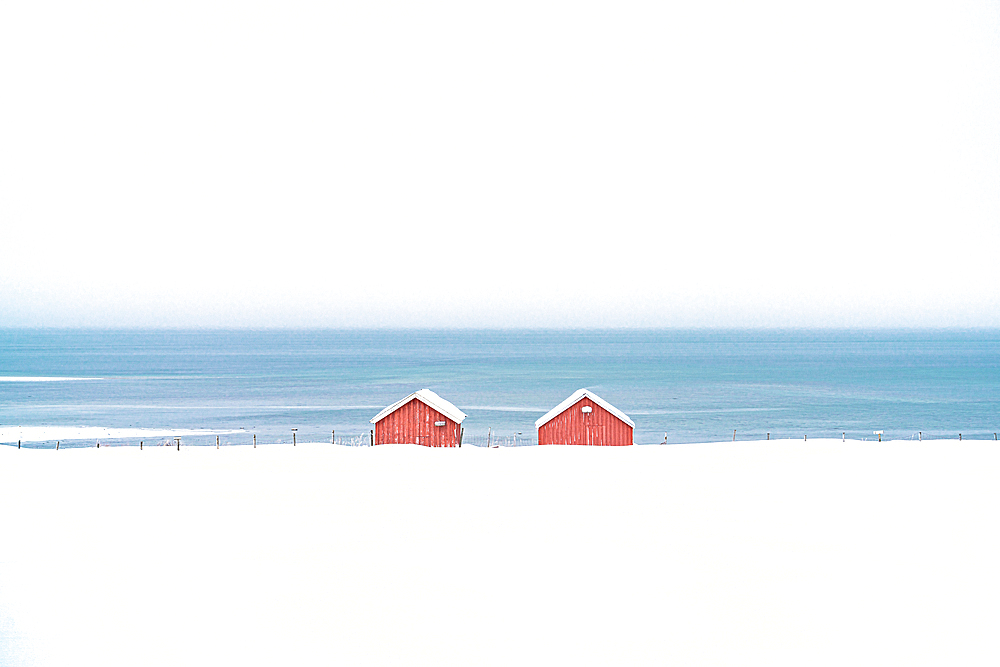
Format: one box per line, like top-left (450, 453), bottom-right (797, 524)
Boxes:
top-left (1, 0), bottom-right (998, 328)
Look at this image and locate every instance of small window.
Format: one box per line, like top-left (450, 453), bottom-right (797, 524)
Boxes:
top-left (581, 406), bottom-right (593, 413)
top-left (435, 421), bottom-right (446, 426)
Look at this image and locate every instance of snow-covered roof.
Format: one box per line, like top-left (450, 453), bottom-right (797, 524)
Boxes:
top-left (369, 389), bottom-right (468, 425)
top-left (534, 389), bottom-right (635, 429)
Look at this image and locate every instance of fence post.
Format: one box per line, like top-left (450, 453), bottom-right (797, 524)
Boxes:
top-left (253, 433), bottom-right (256, 448)
top-left (217, 435), bottom-right (219, 449)
top-left (18, 440), bottom-right (20, 449)
top-left (959, 433), bottom-right (962, 441)
top-left (57, 441), bottom-right (60, 450)
top-left (370, 429), bottom-right (374, 446)
top-left (292, 429), bottom-right (297, 446)
top-left (332, 430), bottom-right (335, 445)
top-left (766, 432), bottom-right (769, 440)
top-left (919, 431), bottom-right (922, 441)
top-left (842, 432), bottom-right (845, 442)
top-left (804, 435), bottom-right (807, 441)
top-left (732, 430), bottom-right (736, 442)
top-left (459, 427), bottom-right (464, 448)
top-left (140, 441), bottom-right (142, 450)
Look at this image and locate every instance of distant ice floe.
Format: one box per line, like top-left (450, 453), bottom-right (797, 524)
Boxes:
top-left (0, 426), bottom-right (239, 444)
top-left (463, 406), bottom-right (549, 412)
top-left (0, 376), bottom-right (101, 382)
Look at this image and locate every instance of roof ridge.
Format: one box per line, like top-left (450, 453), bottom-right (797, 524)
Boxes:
top-left (370, 389), bottom-right (467, 425)
top-left (534, 388), bottom-right (635, 429)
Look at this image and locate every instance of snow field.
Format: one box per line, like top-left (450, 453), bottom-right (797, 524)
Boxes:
top-left (1, 440), bottom-right (998, 666)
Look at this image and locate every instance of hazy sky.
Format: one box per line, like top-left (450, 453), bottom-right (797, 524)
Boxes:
top-left (2, 0), bottom-right (998, 328)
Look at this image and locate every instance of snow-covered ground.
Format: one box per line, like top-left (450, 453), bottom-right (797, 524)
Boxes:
top-left (1, 440), bottom-right (998, 666)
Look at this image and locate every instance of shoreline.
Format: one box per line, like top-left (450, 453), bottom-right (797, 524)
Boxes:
top-left (0, 426), bottom-right (240, 445)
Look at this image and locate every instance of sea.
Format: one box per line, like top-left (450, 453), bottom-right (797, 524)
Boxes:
top-left (1, 329), bottom-right (998, 447)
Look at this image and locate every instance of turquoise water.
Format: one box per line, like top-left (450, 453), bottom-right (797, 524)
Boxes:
top-left (1, 329), bottom-right (998, 446)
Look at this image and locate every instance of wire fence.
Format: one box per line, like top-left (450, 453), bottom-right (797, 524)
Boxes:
top-left (3, 430), bottom-right (999, 449)
top-left (1, 432), bottom-right (537, 449)
top-left (334, 434), bottom-right (371, 447)
top-left (334, 433), bottom-right (536, 447)
top-left (462, 434), bottom-right (536, 447)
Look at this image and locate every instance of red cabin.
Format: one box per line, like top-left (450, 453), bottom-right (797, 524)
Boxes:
top-left (535, 389), bottom-right (634, 446)
top-left (370, 389), bottom-right (467, 447)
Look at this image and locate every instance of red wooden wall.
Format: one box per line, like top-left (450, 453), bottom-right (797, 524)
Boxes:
top-left (374, 398), bottom-right (461, 447)
top-left (537, 396), bottom-right (633, 446)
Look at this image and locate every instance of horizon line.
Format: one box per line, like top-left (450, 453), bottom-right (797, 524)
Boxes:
top-left (3, 325), bottom-right (1000, 332)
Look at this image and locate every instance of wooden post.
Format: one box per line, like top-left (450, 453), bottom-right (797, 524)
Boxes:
top-left (253, 433), bottom-right (256, 448)
top-left (804, 434), bottom-right (807, 441)
top-left (140, 441), bottom-right (142, 450)
top-left (487, 427), bottom-right (491, 448)
top-left (842, 432), bottom-right (845, 442)
top-left (217, 435), bottom-right (220, 449)
top-left (18, 440), bottom-right (20, 449)
top-left (733, 429), bottom-right (736, 442)
top-left (959, 433), bottom-right (962, 441)
top-left (57, 441), bottom-right (60, 450)
top-left (370, 429), bottom-right (374, 446)
top-left (878, 433), bottom-right (881, 442)
top-left (292, 429), bottom-right (297, 446)
top-left (176, 437), bottom-right (180, 451)
top-left (459, 427), bottom-right (464, 448)
top-left (332, 430), bottom-right (335, 445)
top-left (919, 431), bottom-right (922, 441)
top-left (97, 441), bottom-right (99, 448)
top-left (766, 432), bottom-right (769, 440)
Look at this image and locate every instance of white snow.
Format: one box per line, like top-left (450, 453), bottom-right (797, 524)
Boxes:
top-left (535, 388), bottom-right (635, 428)
top-left (1, 440), bottom-right (999, 667)
top-left (0, 426), bottom-right (240, 444)
top-left (370, 388), bottom-right (468, 425)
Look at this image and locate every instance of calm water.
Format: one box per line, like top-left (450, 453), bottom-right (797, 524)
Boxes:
top-left (1, 329), bottom-right (998, 446)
